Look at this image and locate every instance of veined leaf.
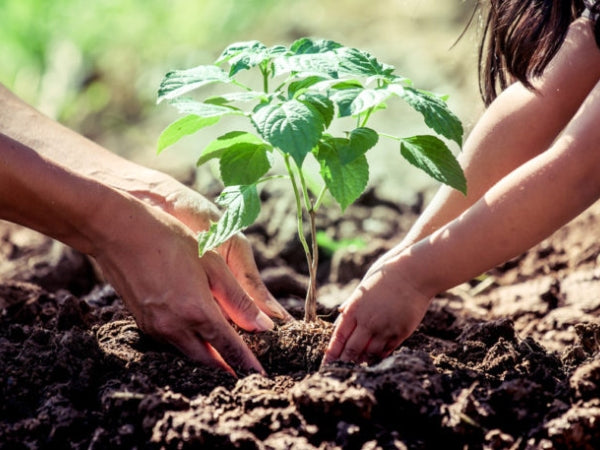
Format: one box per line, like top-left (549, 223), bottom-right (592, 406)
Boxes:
top-left (344, 127), bottom-right (379, 162)
top-left (336, 47), bottom-right (396, 80)
top-left (315, 140), bottom-right (370, 211)
top-left (220, 144), bottom-right (272, 186)
top-left (318, 127), bottom-right (378, 164)
top-left (197, 131), bottom-right (265, 166)
top-left (251, 98), bottom-right (327, 167)
top-left (400, 135), bottom-right (467, 194)
top-left (197, 185), bottom-right (261, 255)
top-left (205, 91), bottom-right (267, 105)
top-left (217, 41), bottom-right (267, 64)
top-left (157, 65), bottom-right (230, 103)
top-left (216, 40), bottom-right (287, 76)
top-left (273, 37), bottom-right (344, 79)
top-left (169, 97), bottom-right (244, 119)
top-left (273, 52), bottom-right (340, 79)
top-left (300, 92), bottom-right (334, 129)
top-left (330, 86), bottom-right (392, 117)
top-left (288, 76), bottom-right (328, 98)
top-left (157, 115), bottom-right (220, 154)
top-left (391, 85), bottom-right (464, 147)
top-left (289, 37), bottom-right (343, 55)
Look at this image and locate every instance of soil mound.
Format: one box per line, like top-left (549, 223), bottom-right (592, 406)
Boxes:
top-left (2, 192), bottom-right (600, 449)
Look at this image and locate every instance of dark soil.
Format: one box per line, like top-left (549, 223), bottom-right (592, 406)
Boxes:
top-left (2, 187), bottom-right (600, 449)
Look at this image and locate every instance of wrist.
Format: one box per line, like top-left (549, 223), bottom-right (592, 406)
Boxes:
top-left (386, 246), bottom-right (446, 300)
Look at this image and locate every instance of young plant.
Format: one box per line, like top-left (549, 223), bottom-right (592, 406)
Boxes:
top-left (157, 38), bottom-right (466, 322)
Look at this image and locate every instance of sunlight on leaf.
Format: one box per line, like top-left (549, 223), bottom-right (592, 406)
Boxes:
top-left (400, 135), bottom-right (466, 194)
top-left (197, 184), bottom-right (260, 255)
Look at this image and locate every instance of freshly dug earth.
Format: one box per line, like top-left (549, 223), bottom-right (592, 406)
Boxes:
top-left (2, 189), bottom-right (600, 449)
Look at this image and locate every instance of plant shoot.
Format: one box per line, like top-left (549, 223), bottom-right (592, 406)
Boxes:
top-left (157, 38), bottom-right (466, 322)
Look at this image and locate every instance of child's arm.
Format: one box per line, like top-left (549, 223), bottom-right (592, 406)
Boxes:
top-left (369, 18), bottom-right (600, 276)
top-left (324, 18), bottom-right (600, 365)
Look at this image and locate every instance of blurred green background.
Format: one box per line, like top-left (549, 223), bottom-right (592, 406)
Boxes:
top-left (0, 0), bottom-right (484, 200)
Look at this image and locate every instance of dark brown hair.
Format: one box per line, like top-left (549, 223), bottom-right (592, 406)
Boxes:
top-left (479, 0), bottom-right (600, 105)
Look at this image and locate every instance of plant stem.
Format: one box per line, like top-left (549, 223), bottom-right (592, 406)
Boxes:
top-left (283, 155), bottom-right (317, 321)
top-left (378, 132), bottom-right (402, 141)
top-left (306, 207), bottom-right (319, 322)
top-left (297, 168), bottom-right (319, 322)
top-left (313, 185), bottom-right (327, 211)
top-left (260, 63), bottom-right (269, 93)
top-left (360, 107), bottom-right (374, 127)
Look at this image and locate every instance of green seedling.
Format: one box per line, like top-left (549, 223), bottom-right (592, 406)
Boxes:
top-left (157, 38), bottom-right (466, 322)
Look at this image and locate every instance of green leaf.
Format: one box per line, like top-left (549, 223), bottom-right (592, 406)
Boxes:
top-left (344, 127), bottom-right (379, 162)
top-left (391, 86), bottom-right (464, 147)
top-left (330, 86), bottom-right (392, 117)
top-left (216, 40), bottom-right (287, 76)
top-left (169, 97), bottom-right (244, 119)
top-left (220, 144), bottom-right (272, 186)
top-left (197, 185), bottom-right (261, 255)
top-left (197, 131), bottom-right (265, 166)
top-left (300, 92), bottom-right (334, 129)
top-left (336, 47), bottom-right (396, 80)
top-left (273, 52), bottom-right (340, 79)
top-left (273, 38), bottom-right (344, 78)
top-left (157, 114), bottom-right (220, 154)
top-left (400, 135), bottom-right (467, 194)
top-left (157, 65), bottom-right (230, 103)
top-left (315, 140), bottom-right (370, 211)
top-left (289, 38), bottom-right (343, 55)
top-left (288, 76), bottom-right (328, 98)
top-left (205, 91), bottom-right (266, 105)
top-left (251, 98), bottom-right (327, 167)
top-left (217, 41), bottom-right (267, 63)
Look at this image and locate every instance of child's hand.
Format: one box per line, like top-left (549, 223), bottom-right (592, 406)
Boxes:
top-left (323, 258), bottom-right (432, 365)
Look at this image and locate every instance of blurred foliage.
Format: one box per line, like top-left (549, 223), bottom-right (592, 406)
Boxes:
top-left (0, 0), bottom-right (482, 191)
top-left (0, 0), bottom-right (276, 130)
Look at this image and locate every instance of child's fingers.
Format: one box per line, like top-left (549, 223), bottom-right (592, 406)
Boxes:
top-left (337, 324), bottom-right (372, 364)
top-left (361, 338), bottom-right (388, 365)
top-left (322, 314), bottom-right (356, 365)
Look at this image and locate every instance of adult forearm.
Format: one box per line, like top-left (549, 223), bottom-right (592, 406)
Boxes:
top-left (0, 132), bottom-right (123, 255)
top-left (0, 85), bottom-right (187, 207)
top-left (0, 83), bottom-right (220, 229)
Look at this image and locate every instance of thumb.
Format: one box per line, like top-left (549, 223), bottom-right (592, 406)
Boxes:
top-left (220, 235), bottom-right (293, 321)
top-left (203, 252), bottom-right (275, 332)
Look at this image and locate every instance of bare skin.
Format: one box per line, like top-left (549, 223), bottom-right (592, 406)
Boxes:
top-left (324, 18), bottom-right (600, 365)
top-left (0, 84), bottom-right (292, 376)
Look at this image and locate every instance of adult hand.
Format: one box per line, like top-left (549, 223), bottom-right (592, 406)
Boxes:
top-left (322, 255), bottom-right (431, 366)
top-left (92, 188), bottom-right (285, 376)
top-left (129, 176), bottom-right (292, 323)
top-left (0, 82), bottom-right (291, 375)
top-left (150, 179), bottom-right (293, 322)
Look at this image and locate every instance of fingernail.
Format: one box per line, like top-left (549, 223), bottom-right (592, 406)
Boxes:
top-left (266, 296), bottom-right (294, 321)
top-left (255, 311), bottom-right (274, 331)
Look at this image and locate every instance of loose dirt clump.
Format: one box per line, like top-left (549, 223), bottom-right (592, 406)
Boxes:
top-left (242, 319), bottom-right (334, 375)
top-left (2, 190), bottom-right (600, 449)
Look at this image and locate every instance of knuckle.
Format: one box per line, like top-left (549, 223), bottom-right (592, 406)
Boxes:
top-left (192, 315), bottom-right (218, 342)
